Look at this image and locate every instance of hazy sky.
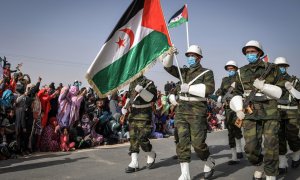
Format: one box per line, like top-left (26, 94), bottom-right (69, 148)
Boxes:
top-left (1, 0), bottom-right (300, 92)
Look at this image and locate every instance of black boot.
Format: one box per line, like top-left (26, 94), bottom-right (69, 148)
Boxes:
top-left (237, 152), bottom-right (243, 159)
top-left (204, 157), bottom-right (215, 179)
top-left (146, 152), bottom-right (156, 169)
top-left (204, 169), bottom-right (215, 180)
top-left (125, 166), bottom-right (139, 173)
top-left (291, 159), bottom-right (300, 168)
top-left (278, 167), bottom-right (287, 175)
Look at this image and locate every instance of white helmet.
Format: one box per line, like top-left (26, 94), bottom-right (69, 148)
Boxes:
top-left (274, 57), bottom-right (289, 67)
top-left (242, 40), bottom-right (264, 56)
top-left (224, 60), bottom-right (238, 70)
top-left (185, 45), bottom-right (203, 57)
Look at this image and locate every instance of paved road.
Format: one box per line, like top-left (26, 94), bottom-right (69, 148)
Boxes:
top-left (0, 130), bottom-right (299, 180)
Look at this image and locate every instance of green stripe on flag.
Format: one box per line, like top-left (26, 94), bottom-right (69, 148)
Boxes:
top-left (168, 18), bottom-right (187, 28)
top-left (92, 31), bottom-right (169, 94)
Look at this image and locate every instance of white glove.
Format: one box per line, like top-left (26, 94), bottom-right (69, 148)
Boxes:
top-left (170, 46), bottom-right (178, 55)
top-left (253, 79), bottom-right (265, 90)
top-left (121, 108), bottom-right (128, 115)
top-left (285, 81), bottom-right (293, 90)
top-left (230, 82), bottom-right (236, 88)
top-left (236, 110), bottom-right (245, 120)
top-left (134, 84), bottom-right (143, 93)
top-left (180, 83), bottom-right (189, 93)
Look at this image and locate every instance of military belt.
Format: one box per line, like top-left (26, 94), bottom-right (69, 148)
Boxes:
top-left (244, 91), bottom-right (268, 101)
top-left (244, 91), bottom-right (264, 97)
top-left (179, 96), bottom-right (206, 102)
top-left (277, 105), bottom-right (298, 110)
top-left (132, 103), bottom-right (152, 108)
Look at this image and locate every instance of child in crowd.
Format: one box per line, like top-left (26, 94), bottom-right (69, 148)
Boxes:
top-left (60, 127), bottom-right (75, 152)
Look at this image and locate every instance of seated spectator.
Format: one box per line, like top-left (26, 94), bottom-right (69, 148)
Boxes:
top-left (69, 121), bottom-right (92, 149)
top-left (40, 117), bottom-right (60, 152)
top-left (80, 113), bottom-right (104, 146)
top-left (60, 127), bottom-right (75, 152)
top-left (90, 116), bottom-right (103, 146)
top-left (0, 108), bottom-right (17, 159)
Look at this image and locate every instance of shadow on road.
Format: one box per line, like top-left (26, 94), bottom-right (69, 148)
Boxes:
top-left (0, 153), bottom-right (71, 168)
top-left (0, 157), bottom-right (87, 174)
top-left (153, 145), bottom-right (231, 170)
top-left (152, 156), bottom-right (178, 169)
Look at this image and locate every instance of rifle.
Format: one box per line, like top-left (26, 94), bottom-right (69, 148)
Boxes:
top-left (120, 81), bottom-right (153, 123)
top-left (235, 64), bottom-right (274, 128)
top-left (221, 84), bottom-right (234, 104)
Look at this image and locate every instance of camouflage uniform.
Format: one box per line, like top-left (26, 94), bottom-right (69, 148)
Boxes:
top-left (128, 76), bottom-right (157, 154)
top-left (164, 63), bottom-right (215, 162)
top-left (276, 74), bottom-right (300, 155)
top-left (232, 60), bottom-right (281, 176)
top-left (216, 76), bottom-right (243, 148)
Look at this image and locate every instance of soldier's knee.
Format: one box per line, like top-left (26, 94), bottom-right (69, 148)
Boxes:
top-left (194, 144), bottom-right (210, 160)
top-left (141, 143), bottom-right (152, 152)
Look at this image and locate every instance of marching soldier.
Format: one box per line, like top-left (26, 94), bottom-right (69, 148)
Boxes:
top-left (274, 57), bottom-right (300, 174)
top-left (215, 60), bottom-right (243, 165)
top-left (162, 45), bottom-right (216, 180)
top-left (230, 40), bottom-right (282, 180)
top-left (122, 75), bottom-right (157, 173)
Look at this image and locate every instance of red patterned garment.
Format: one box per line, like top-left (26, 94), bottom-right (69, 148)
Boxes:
top-left (40, 125), bottom-right (60, 152)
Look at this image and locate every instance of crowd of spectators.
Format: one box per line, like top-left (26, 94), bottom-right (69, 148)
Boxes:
top-left (0, 58), bottom-right (225, 161)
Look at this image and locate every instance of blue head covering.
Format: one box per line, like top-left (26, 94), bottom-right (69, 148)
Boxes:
top-left (1, 89), bottom-right (13, 107)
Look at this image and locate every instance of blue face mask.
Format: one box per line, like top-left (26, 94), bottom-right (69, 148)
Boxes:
top-left (187, 56), bottom-right (196, 66)
top-left (228, 70), bottom-right (236, 77)
top-left (246, 53), bottom-right (258, 63)
top-left (279, 67), bottom-right (286, 74)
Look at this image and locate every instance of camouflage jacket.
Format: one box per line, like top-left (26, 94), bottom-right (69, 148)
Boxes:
top-left (164, 63), bottom-right (215, 115)
top-left (128, 76), bottom-right (157, 121)
top-left (216, 75), bottom-right (236, 105)
top-left (232, 60), bottom-right (280, 120)
top-left (276, 73), bottom-right (300, 118)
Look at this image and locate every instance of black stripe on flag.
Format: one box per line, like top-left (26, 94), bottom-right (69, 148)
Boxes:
top-left (168, 5), bottom-right (185, 23)
top-left (105, 0), bottom-right (144, 43)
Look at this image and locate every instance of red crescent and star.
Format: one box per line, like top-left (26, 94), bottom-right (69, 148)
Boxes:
top-left (115, 28), bottom-right (135, 49)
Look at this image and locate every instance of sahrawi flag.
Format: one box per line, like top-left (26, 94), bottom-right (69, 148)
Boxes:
top-left (261, 54), bottom-right (269, 62)
top-left (168, 4), bottom-right (188, 28)
top-left (86, 0), bottom-right (171, 97)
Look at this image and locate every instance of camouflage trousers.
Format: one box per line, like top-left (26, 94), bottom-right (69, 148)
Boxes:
top-left (225, 108), bottom-right (243, 148)
top-left (243, 119), bottom-right (279, 176)
top-left (175, 113), bottom-right (210, 162)
top-left (279, 117), bottom-right (300, 155)
top-left (128, 120), bottom-right (152, 154)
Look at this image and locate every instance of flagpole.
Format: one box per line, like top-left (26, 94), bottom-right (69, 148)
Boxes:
top-left (185, 4), bottom-right (190, 49)
top-left (164, 15), bottom-right (184, 84)
top-left (174, 54), bottom-right (184, 83)
top-left (186, 22), bottom-right (190, 48)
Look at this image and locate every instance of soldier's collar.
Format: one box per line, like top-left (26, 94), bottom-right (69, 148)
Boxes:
top-left (247, 59), bottom-right (265, 71)
top-left (190, 63), bottom-right (201, 69)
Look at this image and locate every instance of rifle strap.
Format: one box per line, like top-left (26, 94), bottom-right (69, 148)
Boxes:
top-left (289, 78), bottom-right (299, 102)
top-left (237, 69), bottom-right (245, 93)
top-left (188, 70), bottom-right (210, 86)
